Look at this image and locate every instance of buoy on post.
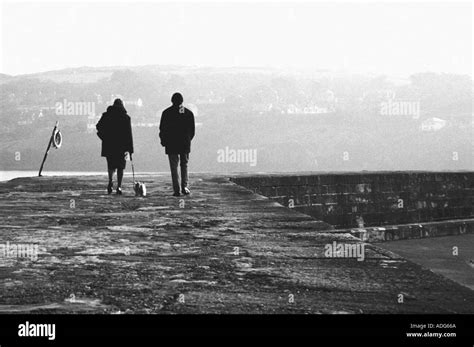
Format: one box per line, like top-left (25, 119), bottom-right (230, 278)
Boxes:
top-left (38, 121), bottom-right (62, 177)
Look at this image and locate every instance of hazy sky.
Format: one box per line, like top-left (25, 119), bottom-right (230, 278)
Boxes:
top-left (1, 0), bottom-right (472, 76)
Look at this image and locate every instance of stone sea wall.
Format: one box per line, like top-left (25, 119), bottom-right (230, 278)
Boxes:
top-left (231, 172), bottom-right (474, 228)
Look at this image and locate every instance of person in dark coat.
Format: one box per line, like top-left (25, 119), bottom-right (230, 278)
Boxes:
top-left (96, 99), bottom-right (134, 195)
top-left (159, 92), bottom-right (195, 196)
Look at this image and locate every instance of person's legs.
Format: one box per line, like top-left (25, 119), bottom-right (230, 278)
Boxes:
top-left (117, 169), bottom-right (123, 188)
top-left (107, 169), bottom-right (114, 194)
top-left (168, 154), bottom-right (180, 195)
top-left (115, 154), bottom-right (126, 195)
top-left (180, 153), bottom-right (189, 194)
top-left (107, 169), bottom-right (114, 184)
top-left (107, 154), bottom-right (126, 195)
top-left (106, 157), bottom-right (115, 194)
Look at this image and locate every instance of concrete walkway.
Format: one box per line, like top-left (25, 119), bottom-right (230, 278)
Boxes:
top-left (1, 174), bottom-right (473, 314)
top-left (381, 234), bottom-right (474, 291)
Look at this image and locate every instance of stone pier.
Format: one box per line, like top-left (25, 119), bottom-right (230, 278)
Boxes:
top-left (0, 174), bottom-right (473, 314)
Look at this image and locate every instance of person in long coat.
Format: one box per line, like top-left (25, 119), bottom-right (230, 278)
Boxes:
top-left (159, 92), bottom-right (195, 196)
top-left (96, 99), bottom-right (134, 194)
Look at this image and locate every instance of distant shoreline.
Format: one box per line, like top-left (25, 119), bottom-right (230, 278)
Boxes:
top-left (0, 170), bottom-right (167, 182)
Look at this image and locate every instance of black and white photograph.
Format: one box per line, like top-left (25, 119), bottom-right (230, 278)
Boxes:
top-left (0, 0), bottom-right (473, 343)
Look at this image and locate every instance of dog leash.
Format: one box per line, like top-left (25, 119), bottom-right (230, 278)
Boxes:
top-left (130, 155), bottom-right (136, 183)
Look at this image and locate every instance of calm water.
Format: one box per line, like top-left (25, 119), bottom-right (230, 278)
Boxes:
top-left (0, 171), bottom-right (169, 182)
top-left (0, 171), bottom-right (106, 182)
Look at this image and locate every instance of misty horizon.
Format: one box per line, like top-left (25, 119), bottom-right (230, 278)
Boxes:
top-left (1, 1), bottom-right (472, 76)
top-left (3, 63), bottom-right (472, 81)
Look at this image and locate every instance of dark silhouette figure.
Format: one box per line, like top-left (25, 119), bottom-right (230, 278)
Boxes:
top-left (96, 99), bottom-right (134, 195)
top-left (159, 93), bottom-right (195, 196)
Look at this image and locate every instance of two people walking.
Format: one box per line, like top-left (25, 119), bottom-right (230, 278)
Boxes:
top-left (96, 93), bottom-right (195, 196)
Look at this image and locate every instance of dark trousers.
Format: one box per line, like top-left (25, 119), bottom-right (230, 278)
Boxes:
top-left (168, 154), bottom-right (189, 193)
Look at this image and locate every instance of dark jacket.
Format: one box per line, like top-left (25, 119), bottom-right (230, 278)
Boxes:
top-left (159, 105), bottom-right (195, 155)
top-left (96, 105), bottom-right (134, 157)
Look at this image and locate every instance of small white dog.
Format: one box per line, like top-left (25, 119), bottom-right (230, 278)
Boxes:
top-left (129, 153), bottom-right (146, 197)
top-left (134, 181), bottom-right (147, 197)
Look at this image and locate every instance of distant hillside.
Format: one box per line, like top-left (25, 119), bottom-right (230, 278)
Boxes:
top-left (0, 73), bottom-right (13, 83)
top-left (16, 65), bottom-right (282, 84)
top-left (0, 66), bottom-right (472, 173)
